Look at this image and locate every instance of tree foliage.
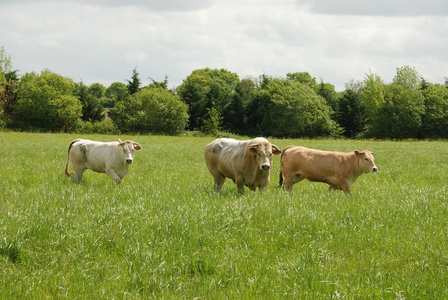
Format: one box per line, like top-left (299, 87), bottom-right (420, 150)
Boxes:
top-left (15, 70), bottom-right (82, 130)
top-left (73, 82), bottom-right (104, 122)
top-left (421, 83), bottom-right (448, 138)
top-left (371, 83), bottom-right (425, 138)
top-left (287, 72), bottom-right (318, 90)
top-left (360, 66), bottom-right (426, 138)
top-left (111, 87), bottom-right (188, 135)
top-left (337, 88), bottom-right (363, 137)
top-left (177, 68), bottom-right (239, 131)
top-left (0, 47), bottom-right (18, 125)
top-left (126, 67), bottom-right (141, 95)
top-left (1, 47), bottom-right (447, 139)
top-left (245, 77), bottom-right (340, 137)
top-left (105, 82), bottom-right (128, 108)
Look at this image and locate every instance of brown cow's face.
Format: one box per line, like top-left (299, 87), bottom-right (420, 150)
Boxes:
top-left (119, 140), bottom-right (142, 164)
top-left (355, 150), bottom-right (378, 174)
top-left (249, 143), bottom-right (282, 171)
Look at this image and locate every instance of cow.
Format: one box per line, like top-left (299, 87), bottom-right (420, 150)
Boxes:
top-left (65, 139), bottom-right (142, 184)
top-left (279, 146), bottom-right (377, 194)
top-left (205, 137), bottom-right (281, 194)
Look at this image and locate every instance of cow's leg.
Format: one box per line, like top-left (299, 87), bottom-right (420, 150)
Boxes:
top-left (106, 168), bottom-right (122, 184)
top-left (235, 177), bottom-right (245, 194)
top-left (258, 182), bottom-right (268, 193)
top-left (247, 184), bottom-right (256, 191)
top-left (284, 173), bottom-right (304, 191)
top-left (328, 185), bottom-right (338, 193)
top-left (341, 183), bottom-right (352, 195)
top-left (72, 165), bottom-right (85, 182)
top-left (212, 171), bottom-right (226, 192)
top-left (328, 183), bottom-right (351, 195)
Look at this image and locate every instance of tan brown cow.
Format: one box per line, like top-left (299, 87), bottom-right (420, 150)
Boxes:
top-left (279, 146), bottom-right (377, 194)
top-left (205, 137), bottom-right (281, 194)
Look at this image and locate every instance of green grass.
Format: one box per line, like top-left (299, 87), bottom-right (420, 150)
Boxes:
top-left (1, 132), bottom-right (447, 299)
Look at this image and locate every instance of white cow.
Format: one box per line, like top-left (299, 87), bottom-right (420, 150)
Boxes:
top-left (205, 137), bottom-right (281, 194)
top-left (65, 139), bottom-right (142, 184)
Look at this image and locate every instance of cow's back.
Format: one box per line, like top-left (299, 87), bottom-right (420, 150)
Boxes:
top-left (282, 146), bottom-right (351, 181)
top-left (205, 138), bottom-right (247, 178)
top-left (71, 140), bottom-right (119, 171)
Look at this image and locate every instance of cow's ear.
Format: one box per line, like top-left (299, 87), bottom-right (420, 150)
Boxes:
top-left (272, 144), bottom-right (282, 155)
top-left (354, 150), bottom-right (360, 156)
top-left (249, 144), bottom-right (258, 153)
top-left (134, 143), bottom-right (142, 151)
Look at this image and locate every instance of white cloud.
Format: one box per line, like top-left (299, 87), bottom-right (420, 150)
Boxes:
top-left (295, 0), bottom-right (448, 16)
top-left (0, 0), bottom-right (447, 90)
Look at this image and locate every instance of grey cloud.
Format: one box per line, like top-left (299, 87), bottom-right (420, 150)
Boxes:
top-left (296, 0), bottom-right (448, 16)
top-left (0, 0), bottom-right (216, 11)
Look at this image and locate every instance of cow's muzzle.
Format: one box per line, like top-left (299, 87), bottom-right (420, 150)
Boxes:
top-left (126, 159), bottom-right (133, 164)
top-left (261, 164), bottom-right (270, 171)
top-left (372, 166), bottom-right (378, 172)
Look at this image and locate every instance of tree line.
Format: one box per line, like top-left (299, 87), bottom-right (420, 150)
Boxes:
top-left (1, 47), bottom-right (448, 139)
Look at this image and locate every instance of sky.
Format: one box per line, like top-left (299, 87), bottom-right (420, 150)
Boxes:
top-left (1, 0), bottom-right (447, 91)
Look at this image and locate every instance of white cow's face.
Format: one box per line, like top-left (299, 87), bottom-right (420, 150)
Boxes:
top-left (119, 141), bottom-right (142, 164)
top-left (249, 143), bottom-right (282, 171)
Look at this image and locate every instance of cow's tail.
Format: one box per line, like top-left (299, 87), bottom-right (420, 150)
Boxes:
top-left (278, 150), bottom-right (285, 188)
top-left (278, 170), bottom-right (284, 188)
top-left (65, 139), bottom-right (79, 178)
top-left (277, 146), bottom-right (291, 188)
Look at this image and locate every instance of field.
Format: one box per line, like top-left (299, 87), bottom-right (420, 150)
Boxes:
top-left (1, 131), bottom-right (447, 299)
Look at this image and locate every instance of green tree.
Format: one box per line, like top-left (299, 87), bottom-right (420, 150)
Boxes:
top-left (422, 83), bottom-right (448, 138)
top-left (287, 72), bottom-right (318, 90)
top-left (201, 107), bottom-right (222, 135)
top-left (126, 67), bottom-right (141, 95)
top-left (371, 83), bottom-right (425, 138)
top-left (105, 82), bottom-right (128, 108)
top-left (337, 87), bottom-right (364, 137)
top-left (245, 77), bottom-right (340, 137)
top-left (222, 81), bottom-right (245, 133)
top-left (317, 80), bottom-right (339, 113)
top-left (0, 47), bottom-right (17, 123)
top-left (15, 70), bottom-right (82, 130)
top-left (111, 87), bottom-right (188, 135)
top-left (0, 46), bottom-right (13, 76)
top-left (73, 82), bottom-right (104, 122)
top-left (87, 82), bottom-right (106, 99)
top-left (0, 71), bottom-right (18, 121)
top-left (393, 66), bottom-right (421, 90)
top-left (240, 77), bottom-right (256, 104)
top-left (147, 75), bottom-right (169, 89)
top-left (360, 72), bottom-right (385, 130)
top-left (177, 68), bottom-right (239, 131)
top-left (176, 72), bottom-right (208, 130)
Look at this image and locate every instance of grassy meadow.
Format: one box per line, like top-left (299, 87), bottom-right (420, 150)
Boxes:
top-left (0, 131), bottom-right (447, 299)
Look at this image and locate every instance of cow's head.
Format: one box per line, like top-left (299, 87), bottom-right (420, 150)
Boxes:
top-left (118, 140), bottom-right (142, 164)
top-left (249, 141), bottom-right (282, 171)
top-left (355, 150), bottom-right (378, 173)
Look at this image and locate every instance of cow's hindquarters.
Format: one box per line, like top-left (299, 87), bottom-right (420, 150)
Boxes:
top-left (65, 139), bottom-right (80, 179)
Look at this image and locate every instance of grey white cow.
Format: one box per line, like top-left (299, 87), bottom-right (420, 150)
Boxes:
top-left (65, 139), bottom-right (142, 184)
top-left (205, 137), bottom-right (281, 194)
